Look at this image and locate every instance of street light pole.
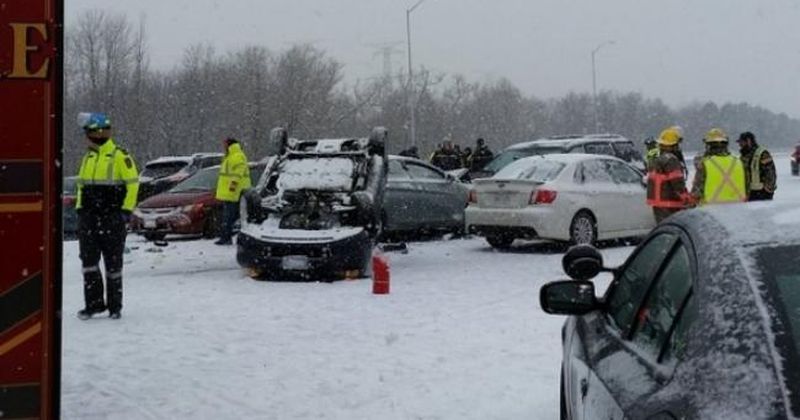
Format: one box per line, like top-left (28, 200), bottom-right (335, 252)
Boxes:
top-left (406, 0), bottom-right (427, 147)
top-left (591, 40), bottom-right (615, 133)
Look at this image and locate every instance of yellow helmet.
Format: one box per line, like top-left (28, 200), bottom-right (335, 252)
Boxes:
top-left (657, 128), bottom-right (681, 146)
top-left (704, 128), bottom-right (728, 143)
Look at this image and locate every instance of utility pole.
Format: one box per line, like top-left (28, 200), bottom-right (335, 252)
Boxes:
top-left (406, 0), bottom-right (427, 147)
top-left (591, 40), bottom-right (615, 133)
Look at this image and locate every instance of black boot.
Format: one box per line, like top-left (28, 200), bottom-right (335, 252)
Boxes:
top-left (109, 311), bottom-right (121, 320)
top-left (77, 305), bottom-right (107, 320)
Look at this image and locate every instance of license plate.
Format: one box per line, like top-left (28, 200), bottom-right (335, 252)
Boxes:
top-left (281, 255), bottom-right (309, 271)
top-left (144, 220), bottom-right (156, 228)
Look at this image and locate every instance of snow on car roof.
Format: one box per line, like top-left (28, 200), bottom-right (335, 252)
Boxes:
top-left (511, 152), bottom-right (625, 165)
top-left (672, 201), bottom-right (800, 247)
top-left (507, 134), bottom-right (630, 150)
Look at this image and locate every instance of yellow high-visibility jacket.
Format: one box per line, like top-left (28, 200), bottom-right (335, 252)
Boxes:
top-left (215, 143), bottom-right (251, 202)
top-left (76, 138), bottom-right (139, 212)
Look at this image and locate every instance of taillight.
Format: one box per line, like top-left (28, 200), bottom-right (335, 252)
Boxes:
top-left (468, 190), bottom-right (477, 204)
top-left (530, 189), bottom-right (557, 205)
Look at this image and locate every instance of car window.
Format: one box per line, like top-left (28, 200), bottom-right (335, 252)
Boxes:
top-left (482, 146), bottom-right (565, 173)
top-left (662, 294), bottom-right (698, 364)
top-left (583, 142), bottom-right (614, 155)
top-left (492, 158), bottom-right (565, 182)
top-left (406, 162), bottom-right (445, 180)
top-left (567, 145), bottom-right (585, 153)
top-left (606, 234), bottom-right (677, 334)
top-left (630, 244), bottom-right (693, 360)
top-left (249, 164), bottom-right (266, 185)
top-left (606, 160), bottom-right (643, 184)
top-left (388, 160), bottom-right (411, 179)
top-left (611, 142), bottom-right (641, 162)
top-left (201, 156), bottom-right (222, 168)
top-left (577, 160), bottom-right (614, 183)
top-left (140, 161), bottom-right (188, 179)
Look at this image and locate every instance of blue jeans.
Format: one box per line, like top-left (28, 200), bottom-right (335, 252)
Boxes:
top-left (219, 201), bottom-right (239, 241)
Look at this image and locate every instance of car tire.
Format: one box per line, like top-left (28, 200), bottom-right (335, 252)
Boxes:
top-left (143, 232), bottom-right (166, 242)
top-left (569, 211), bottom-right (597, 245)
top-left (202, 211), bottom-right (219, 238)
top-left (486, 235), bottom-right (514, 249)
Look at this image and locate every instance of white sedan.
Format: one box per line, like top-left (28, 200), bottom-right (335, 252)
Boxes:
top-left (465, 153), bottom-right (655, 248)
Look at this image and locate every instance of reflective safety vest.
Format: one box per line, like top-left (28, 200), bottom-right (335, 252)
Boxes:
top-left (215, 143), bottom-right (251, 202)
top-left (76, 138), bottom-right (139, 211)
top-left (646, 169), bottom-right (688, 208)
top-left (702, 155), bottom-right (746, 205)
top-left (748, 146), bottom-right (767, 191)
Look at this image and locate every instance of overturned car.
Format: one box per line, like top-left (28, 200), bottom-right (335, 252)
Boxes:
top-left (237, 127), bottom-right (388, 280)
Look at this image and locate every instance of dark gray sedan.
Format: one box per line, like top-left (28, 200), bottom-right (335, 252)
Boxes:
top-left (383, 156), bottom-right (469, 238)
top-left (540, 203), bottom-right (800, 419)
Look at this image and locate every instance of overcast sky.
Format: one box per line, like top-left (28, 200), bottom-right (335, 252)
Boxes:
top-left (67, 0), bottom-right (800, 118)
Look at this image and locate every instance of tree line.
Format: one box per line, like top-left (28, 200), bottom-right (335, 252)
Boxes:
top-left (64, 10), bottom-right (800, 173)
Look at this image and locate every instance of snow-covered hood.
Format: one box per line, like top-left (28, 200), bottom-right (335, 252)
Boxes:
top-left (241, 217), bottom-right (364, 244)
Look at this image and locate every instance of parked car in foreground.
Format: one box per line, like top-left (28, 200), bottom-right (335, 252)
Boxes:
top-left (131, 161), bottom-right (266, 241)
top-left (466, 154), bottom-right (654, 249)
top-left (238, 129), bottom-right (387, 280)
top-left (540, 203), bottom-right (800, 420)
top-left (791, 142), bottom-right (799, 176)
top-left (63, 176), bottom-right (79, 239)
top-left (383, 156), bottom-right (469, 238)
top-left (138, 153), bottom-right (223, 201)
top-left (469, 134), bottom-right (644, 180)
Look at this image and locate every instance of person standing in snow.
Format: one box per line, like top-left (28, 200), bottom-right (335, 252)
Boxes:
top-left (467, 137), bottom-right (494, 171)
top-left (736, 131), bottom-right (777, 201)
top-left (215, 138), bottom-right (250, 245)
top-left (646, 127), bottom-right (693, 223)
top-left (691, 128), bottom-right (747, 205)
top-left (75, 113), bottom-right (139, 320)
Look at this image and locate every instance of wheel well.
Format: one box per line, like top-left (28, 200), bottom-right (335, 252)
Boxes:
top-left (572, 209), bottom-right (596, 225)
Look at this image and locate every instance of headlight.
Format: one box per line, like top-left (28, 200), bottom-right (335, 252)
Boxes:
top-left (181, 203), bottom-right (203, 213)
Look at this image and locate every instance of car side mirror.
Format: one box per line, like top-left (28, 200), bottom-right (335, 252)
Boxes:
top-left (562, 244), bottom-right (605, 280)
top-left (540, 280), bottom-right (599, 315)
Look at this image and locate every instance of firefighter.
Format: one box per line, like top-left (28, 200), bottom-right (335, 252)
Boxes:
top-left (646, 127), bottom-right (693, 223)
top-left (75, 113), bottom-right (139, 320)
top-left (215, 138), bottom-right (250, 245)
top-left (736, 131), bottom-right (777, 201)
top-left (643, 136), bottom-right (658, 171)
top-left (691, 128), bottom-right (747, 205)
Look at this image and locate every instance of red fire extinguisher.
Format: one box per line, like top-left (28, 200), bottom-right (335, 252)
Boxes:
top-left (372, 254), bottom-right (390, 294)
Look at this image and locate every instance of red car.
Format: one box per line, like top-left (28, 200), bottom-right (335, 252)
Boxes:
top-left (132, 162), bottom-right (265, 241)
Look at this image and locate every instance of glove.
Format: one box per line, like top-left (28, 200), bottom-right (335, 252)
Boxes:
top-left (121, 210), bottom-right (132, 224)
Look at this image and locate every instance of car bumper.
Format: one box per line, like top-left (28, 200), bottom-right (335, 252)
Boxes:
top-left (465, 205), bottom-right (569, 241)
top-left (236, 229), bottom-right (372, 280)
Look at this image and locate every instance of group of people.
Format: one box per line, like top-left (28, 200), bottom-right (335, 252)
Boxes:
top-left (399, 137), bottom-right (494, 172)
top-left (645, 126), bottom-right (777, 222)
top-left (73, 112), bottom-right (250, 320)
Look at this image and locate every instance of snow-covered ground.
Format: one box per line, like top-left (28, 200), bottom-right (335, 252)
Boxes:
top-left (61, 156), bottom-right (799, 420)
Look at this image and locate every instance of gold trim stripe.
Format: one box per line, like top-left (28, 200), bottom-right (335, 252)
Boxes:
top-left (0, 322), bottom-right (41, 356)
top-left (0, 202), bottom-right (43, 213)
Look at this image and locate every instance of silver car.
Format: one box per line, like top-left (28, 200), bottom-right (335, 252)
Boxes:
top-left (383, 156), bottom-right (470, 237)
top-left (466, 153), bottom-right (655, 248)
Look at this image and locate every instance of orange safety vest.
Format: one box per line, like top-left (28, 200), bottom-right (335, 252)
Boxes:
top-left (646, 169), bottom-right (688, 208)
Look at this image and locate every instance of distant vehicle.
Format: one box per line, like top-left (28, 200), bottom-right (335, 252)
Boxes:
top-left (466, 154), bottom-right (654, 249)
top-left (470, 134), bottom-right (644, 180)
top-left (238, 128), bottom-right (387, 280)
top-left (383, 156), bottom-right (469, 238)
top-left (63, 176), bottom-right (79, 239)
top-left (791, 142), bottom-right (799, 176)
top-left (131, 161), bottom-right (266, 241)
top-left (138, 153), bottom-right (223, 201)
top-left (540, 203), bottom-right (800, 420)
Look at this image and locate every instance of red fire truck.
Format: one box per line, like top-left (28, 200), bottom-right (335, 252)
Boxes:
top-left (0, 1), bottom-right (62, 418)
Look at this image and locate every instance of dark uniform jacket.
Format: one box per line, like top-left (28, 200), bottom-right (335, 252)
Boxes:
top-left (740, 146), bottom-right (777, 194)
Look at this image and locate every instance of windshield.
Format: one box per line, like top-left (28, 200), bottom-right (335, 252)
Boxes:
top-left (755, 244), bottom-right (800, 416)
top-left (493, 158), bottom-right (565, 182)
top-left (170, 167), bottom-right (218, 192)
top-left (141, 161), bottom-right (188, 179)
top-left (482, 146), bottom-right (565, 173)
top-left (277, 157), bottom-right (356, 191)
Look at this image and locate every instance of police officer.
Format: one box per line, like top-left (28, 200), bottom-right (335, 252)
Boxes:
top-left (215, 138), bottom-right (250, 245)
top-left (736, 131), bottom-right (777, 201)
top-left (468, 137), bottom-right (494, 171)
top-left (646, 128), bottom-right (692, 223)
top-left (691, 128), bottom-right (747, 205)
top-left (75, 113), bottom-right (139, 320)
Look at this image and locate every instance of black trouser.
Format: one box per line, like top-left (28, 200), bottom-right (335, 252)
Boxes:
top-left (218, 201), bottom-right (240, 241)
top-left (78, 211), bottom-right (127, 313)
top-left (748, 190), bottom-right (774, 201)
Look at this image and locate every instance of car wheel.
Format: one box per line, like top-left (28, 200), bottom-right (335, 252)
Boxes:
top-left (143, 232), bottom-right (166, 242)
top-left (202, 212), bottom-right (219, 238)
top-left (570, 211), bottom-right (597, 245)
top-left (486, 235), bottom-right (514, 249)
